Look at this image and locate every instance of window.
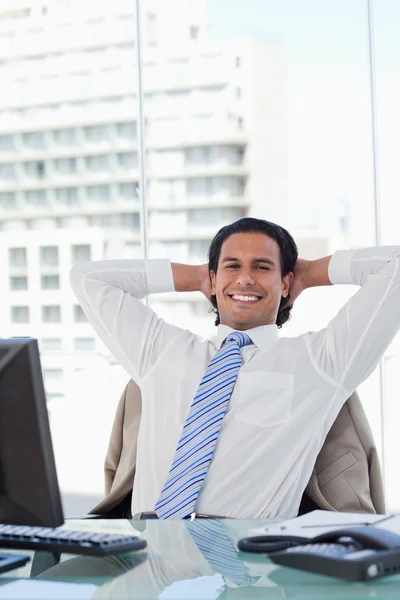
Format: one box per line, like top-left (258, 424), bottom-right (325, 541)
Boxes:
top-left (9, 247), bottom-right (27, 267)
top-left (40, 246), bottom-right (59, 266)
top-left (87, 185), bottom-right (109, 201)
top-left (189, 240), bottom-right (210, 261)
top-left (43, 368), bottom-right (63, 380)
top-left (73, 304), bottom-right (87, 323)
top-left (123, 213), bottom-right (140, 229)
top-left (119, 183), bottom-right (135, 199)
top-left (0, 164), bottom-right (16, 180)
top-left (24, 161), bottom-right (46, 178)
top-left (0, 135), bottom-right (15, 151)
top-left (11, 306), bottom-right (29, 323)
top-left (185, 147), bottom-right (212, 165)
top-left (0, 192), bottom-right (16, 208)
top-left (74, 338), bottom-right (95, 351)
top-left (71, 244), bottom-right (91, 263)
top-left (117, 153), bottom-right (137, 169)
top-left (42, 338), bottom-right (62, 351)
top-left (23, 132), bottom-right (45, 149)
top-left (53, 128), bottom-right (77, 146)
top-left (10, 276), bottom-right (28, 290)
top-left (42, 305), bottom-right (61, 323)
top-left (41, 275), bottom-right (59, 290)
top-left (85, 125), bottom-right (108, 142)
top-left (187, 177), bottom-right (215, 197)
top-left (26, 190), bottom-right (46, 205)
top-left (55, 187), bottom-right (78, 204)
top-left (91, 214), bottom-right (121, 227)
top-left (55, 158), bottom-right (77, 174)
top-left (85, 154), bottom-right (109, 171)
top-left (117, 122), bottom-right (136, 140)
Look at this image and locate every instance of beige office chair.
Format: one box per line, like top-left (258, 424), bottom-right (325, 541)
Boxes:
top-left (90, 380), bottom-right (386, 518)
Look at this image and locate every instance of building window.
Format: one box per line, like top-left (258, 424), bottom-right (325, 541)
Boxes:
top-left (0, 164), bottom-right (16, 180)
top-left (23, 132), bottom-right (45, 149)
top-left (55, 158), bottom-right (77, 174)
top-left (87, 185), bottom-right (109, 201)
top-left (117, 152), bottom-right (137, 169)
top-left (117, 122), bottom-right (136, 140)
top-left (9, 247), bottom-right (27, 267)
top-left (85, 125), bottom-right (108, 142)
top-left (42, 338), bottom-right (62, 351)
top-left (41, 275), bottom-right (59, 290)
top-left (119, 183), bottom-right (135, 199)
top-left (24, 161), bottom-right (46, 178)
top-left (71, 244), bottom-right (91, 263)
top-left (26, 190), bottom-right (46, 205)
top-left (53, 128), bottom-right (77, 146)
top-left (40, 246), bottom-right (59, 267)
top-left (0, 134), bottom-right (15, 151)
top-left (42, 305), bottom-right (61, 323)
top-left (10, 276), bottom-right (28, 290)
top-left (43, 368), bottom-right (63, 380)
top-left (85, 154), bottom-right (109, 172)
top-left (0, 192), bottom-right (16, 208)
top-left (11, 306), bottom-right (29, 323)
top-left (73, 304), bottom-right (87, 323)
top-left (74, 337), bottom-right (95, 351)
top-left (55, 187), bottom-right (78, 204)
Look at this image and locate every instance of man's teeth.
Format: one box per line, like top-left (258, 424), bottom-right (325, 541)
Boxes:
top-left (232, 295), bottom-right (259, 302)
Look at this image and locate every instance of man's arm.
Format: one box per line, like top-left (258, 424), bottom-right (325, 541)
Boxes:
top-left (70, 259), bottom-right (208, 384)
top-left (301, 246), bottom-right (400, 394)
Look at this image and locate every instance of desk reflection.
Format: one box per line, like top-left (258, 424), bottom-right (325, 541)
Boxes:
top-left (35, 519), bottom-right (284, 599)
top-left (34, 519), bottom-right (400, 599)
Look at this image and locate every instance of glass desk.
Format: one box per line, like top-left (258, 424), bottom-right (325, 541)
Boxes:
top-left (1, 519), bottom-right (400, 599)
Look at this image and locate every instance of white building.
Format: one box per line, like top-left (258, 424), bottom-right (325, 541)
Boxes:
top-left (0, 0), bottom-right (291, 376)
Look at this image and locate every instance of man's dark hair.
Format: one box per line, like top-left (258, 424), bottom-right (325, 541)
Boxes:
top-left (208, 217), bottom-right (298, 328)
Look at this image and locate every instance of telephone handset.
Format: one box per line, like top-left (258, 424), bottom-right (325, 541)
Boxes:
top-left (239, 526), bottom-right (400, 582)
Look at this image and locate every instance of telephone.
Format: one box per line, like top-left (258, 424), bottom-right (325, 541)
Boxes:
top-left (238, 526), bottom-right (400, 582)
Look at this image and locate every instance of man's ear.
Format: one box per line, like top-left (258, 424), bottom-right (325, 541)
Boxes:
top-left (210, 270), bottom-right (217, 295)
top-left (282, 272), bottom-right (294, 298)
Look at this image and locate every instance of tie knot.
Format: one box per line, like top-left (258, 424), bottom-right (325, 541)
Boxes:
top-left (224, 332), bottom-right (252, 348)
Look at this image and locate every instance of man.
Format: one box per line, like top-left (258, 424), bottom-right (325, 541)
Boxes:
top-left (70, 217), bottom-right (400, 519)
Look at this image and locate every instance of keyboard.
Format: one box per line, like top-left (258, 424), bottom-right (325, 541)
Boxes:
top-left (0, 524), bottom-right (146, 557)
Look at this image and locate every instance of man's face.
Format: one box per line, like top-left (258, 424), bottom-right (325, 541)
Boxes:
top-left (210, 232), bottom-right (293, 331)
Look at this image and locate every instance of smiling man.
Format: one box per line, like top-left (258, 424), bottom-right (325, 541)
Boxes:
top-left (70, 217), bottom-right (400, 519)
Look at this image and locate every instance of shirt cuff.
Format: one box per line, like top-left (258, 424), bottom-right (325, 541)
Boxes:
top-left (328, 249), bottom-right (356, 285)
top-left (145, 259), bottom-right (175, 293)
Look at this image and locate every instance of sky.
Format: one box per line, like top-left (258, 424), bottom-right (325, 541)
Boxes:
top-left (205, 0), bottom-right (400, 246)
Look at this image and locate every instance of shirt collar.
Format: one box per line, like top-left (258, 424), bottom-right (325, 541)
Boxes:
top-left (215, 323), bottom-right (279, 352)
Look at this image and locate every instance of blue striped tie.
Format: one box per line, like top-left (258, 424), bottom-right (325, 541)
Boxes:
top-left (154, 332), bottom-right (252, 519)
top-left (186, 519), bottom-right (259, 587)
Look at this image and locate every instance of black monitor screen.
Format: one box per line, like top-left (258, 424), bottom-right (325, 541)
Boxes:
top-left (0, 338), bottom-right (64, 527)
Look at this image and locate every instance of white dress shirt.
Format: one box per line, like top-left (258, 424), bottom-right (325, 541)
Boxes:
top-left (70, 246), bottom-right (400, 519)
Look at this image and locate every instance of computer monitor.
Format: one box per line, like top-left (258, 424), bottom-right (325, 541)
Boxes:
top-left (0, 338), bottom-right (64, 527)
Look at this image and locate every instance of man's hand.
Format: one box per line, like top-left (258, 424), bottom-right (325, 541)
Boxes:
top-left (198, 264), bottom-right (212, 301)
top-left (171, 263), bottom-right (211, 299)
top-left (284, 255), bottom-right (333, 308)
top-left (284, 258), bottom-right (310, 308)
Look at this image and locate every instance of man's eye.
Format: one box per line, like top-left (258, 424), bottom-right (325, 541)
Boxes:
top-left (257, 265), bottom-right (270, 270)
top-left (226, 264), bottom-right (239, 269)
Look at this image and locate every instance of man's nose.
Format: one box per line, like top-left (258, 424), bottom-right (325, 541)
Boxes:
top-left (235, 269), bottom-right (255, 285)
